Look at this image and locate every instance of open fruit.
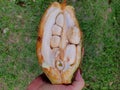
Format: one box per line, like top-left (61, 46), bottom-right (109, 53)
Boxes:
top-left (36, 1), bottom-right (83, 84)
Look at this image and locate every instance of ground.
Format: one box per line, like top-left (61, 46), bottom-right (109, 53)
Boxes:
top-left (0, 0), bottom-right (119, 90)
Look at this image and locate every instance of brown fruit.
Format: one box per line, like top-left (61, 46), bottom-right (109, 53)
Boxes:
top-left (36, 1), bottom-right (83, 84)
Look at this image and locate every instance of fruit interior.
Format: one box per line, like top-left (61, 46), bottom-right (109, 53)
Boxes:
top-left (37, 2), bottom-right (82, 84)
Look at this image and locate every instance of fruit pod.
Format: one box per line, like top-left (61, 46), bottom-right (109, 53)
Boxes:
top-left (36, 1), bottom-right (83, 84)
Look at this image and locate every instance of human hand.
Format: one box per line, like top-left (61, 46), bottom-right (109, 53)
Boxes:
top-left (27, 69), bottom-right (85, 90)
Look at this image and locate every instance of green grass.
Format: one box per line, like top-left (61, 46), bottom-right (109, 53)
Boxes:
top-left (0, 0), bottom-right (119, 90)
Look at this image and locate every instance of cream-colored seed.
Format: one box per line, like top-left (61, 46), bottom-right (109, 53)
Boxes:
top-left (56, 13), bottom-right (64, 27)
top-left (52, 25), bottom-right (62, 36)
top-left (64, 44), bottom-right (76, 65)
top-left (67, 27), bottom-right (80, 44)
top-left (50, 36), bottom-right (60, 48)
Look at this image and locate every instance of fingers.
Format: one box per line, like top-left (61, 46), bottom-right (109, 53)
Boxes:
top-left (27, 74), bottom-right (44, 90)
top-left (72, 69), bottom-right (85, 90)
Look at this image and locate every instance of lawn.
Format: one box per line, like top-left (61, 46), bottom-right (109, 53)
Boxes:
top-left (0, 0), bottom-right (119, 90)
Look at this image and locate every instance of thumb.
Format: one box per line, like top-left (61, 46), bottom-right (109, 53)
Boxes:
top-left (75, 69), bottom-right (82, 80)
top-left (72, 69), bottom-right (85, 90)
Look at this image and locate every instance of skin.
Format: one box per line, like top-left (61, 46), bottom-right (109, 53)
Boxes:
top-left (27, 48), bottom-right (85, 90)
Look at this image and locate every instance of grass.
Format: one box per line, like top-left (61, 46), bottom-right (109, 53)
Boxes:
top-left (0, 0), bottom-right (119, 90)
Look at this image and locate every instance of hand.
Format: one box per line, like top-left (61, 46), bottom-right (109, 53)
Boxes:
top-left (27, 48), bottom-right (85, 90)
top-left (27, 69), bottom-right (85, 90)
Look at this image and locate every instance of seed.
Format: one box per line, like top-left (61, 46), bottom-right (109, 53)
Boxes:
top-left (64, 44), bottom-right (76, 65)
top-left (67, 26), bottom-right (80, 44)
top-left (56, 13), bottom-right (64, 27)
top-left (50, 36), bottom-right (60, 48)
top-left (52, 25), bottom-right (62, 36)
